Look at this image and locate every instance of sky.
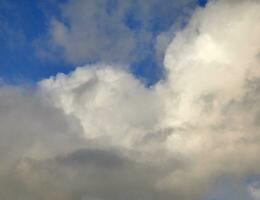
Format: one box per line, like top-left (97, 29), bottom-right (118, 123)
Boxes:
top-left (0, 0), bottom-right (206, 84)
top-left (0, 0), bottom-right (260, 200)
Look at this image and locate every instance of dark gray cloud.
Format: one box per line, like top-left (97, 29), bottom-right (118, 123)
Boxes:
top-left (0, 147), bottom-right (177, 200)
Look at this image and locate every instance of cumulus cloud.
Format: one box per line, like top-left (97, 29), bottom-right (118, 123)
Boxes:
top-left (1, 0), bottom-right (260, 199)
top-left (40, 65), bottom-right (162, 151)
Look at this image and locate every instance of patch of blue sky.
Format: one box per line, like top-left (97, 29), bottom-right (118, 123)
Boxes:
top-left (199, 0), bottom-right (208, 7)
top-left (0, 0), bottom-right (65, 84)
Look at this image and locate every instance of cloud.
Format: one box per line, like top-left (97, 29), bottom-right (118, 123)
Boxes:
top-left (45, 0), bottom-right (196, 65)
top-left (1, 0), bottom-right (260, 199)
top-left (40, 65), bottom-right (162, 150)
top-left (156, 0), bottom-right (260, 197)
top-left (248, 181), bottom-right (260, 200)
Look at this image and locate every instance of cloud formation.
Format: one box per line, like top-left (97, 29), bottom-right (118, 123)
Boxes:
top-left (1, 0), bottom-right (260, 199)
top-left (47, 0), bottom-right (195, 65)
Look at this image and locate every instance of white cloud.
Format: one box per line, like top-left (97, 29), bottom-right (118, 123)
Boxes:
top-left (40, 65), bottom-right (162, 150)
top-left (1, 0), bottom-right (260, 199)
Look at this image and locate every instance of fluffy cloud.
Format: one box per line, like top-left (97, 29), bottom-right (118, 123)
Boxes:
top-left (157, 0), bottom-right (260, 197)
top-left (40, 65), bottom-right (162, 152)
top-left (1, 0), bottom-right (260, 199)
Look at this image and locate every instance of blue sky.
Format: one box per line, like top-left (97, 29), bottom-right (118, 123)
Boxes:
top-left (0, 0), bottom-right (69, 83)
top-left (0, 0), bottom-right (206, 85)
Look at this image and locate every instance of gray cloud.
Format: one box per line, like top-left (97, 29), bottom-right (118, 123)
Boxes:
top-left (43, 0), bottom-right (196, 65)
